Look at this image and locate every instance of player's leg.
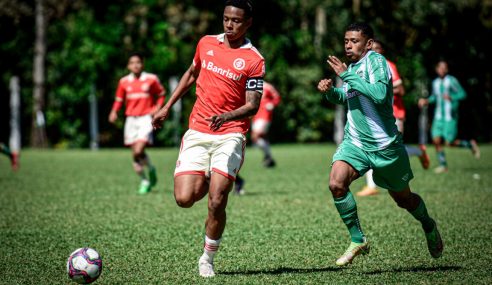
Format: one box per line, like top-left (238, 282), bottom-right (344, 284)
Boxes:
top-left (233, 174), bottom-right (245, 195)
top-left (137, 115), bottom-right (158, 187)
top-left (451, 139), bottom-right (481, 159)
top-left (388, 188), bottom-right (443, 258)
top-left (198, 132), bottom-right (245, 277)
top-left (358, 170), bottom-right (379, 196)
top-left (174, 174), bottom-right (209, 208)
top-left (251, 119), bottom-right (275, 167)
top-left (132, 141), bottom-right (152, 194)
top-left (431, 121), bottom-right (448, 173)
top-left (330, 142), bottom-right (371, 266)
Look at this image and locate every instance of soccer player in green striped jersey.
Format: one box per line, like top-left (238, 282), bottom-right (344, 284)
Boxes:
top-left (418, 60), bottom-right (480, 173)
top-left (317, 22), bottom-right (443, 266)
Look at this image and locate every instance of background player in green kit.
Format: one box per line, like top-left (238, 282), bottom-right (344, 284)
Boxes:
top-left (418, 60), bottom-right (480, 174)
top-left (317, 22), bottom-right (443, 266)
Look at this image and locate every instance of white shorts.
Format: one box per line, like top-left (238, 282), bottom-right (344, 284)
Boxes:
top-left (175, 129), bottom-right (246, 181)
top-left (395, 118), bottom-right (405, 134)
top-left (124, 115), bottom-right (153, 146)
top-left (251, 119), bottom-right (271, 135)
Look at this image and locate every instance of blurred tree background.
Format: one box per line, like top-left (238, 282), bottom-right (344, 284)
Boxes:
top-left (1, 0), bottom-right (491, 148)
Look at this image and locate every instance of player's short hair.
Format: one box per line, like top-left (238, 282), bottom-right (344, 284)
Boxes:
top-left (225, 0), bottom-right (253, 18)
top-left (128, 51), bottom-right (144, 62)
top-left (346, 22), bottom-right (374, 40)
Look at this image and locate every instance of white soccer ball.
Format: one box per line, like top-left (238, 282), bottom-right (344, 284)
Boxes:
top-left (67, 247), bottom-right (102, 284)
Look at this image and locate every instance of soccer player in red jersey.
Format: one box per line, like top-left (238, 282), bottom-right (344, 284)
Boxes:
top-left (251, 81), bottom-right (281, 167)
top-left (152, 0), bottom-right (264, 277)
top-left (109, 52), bottom-right (166, 194)
top-left (358, 39), bottom-right (430, 197)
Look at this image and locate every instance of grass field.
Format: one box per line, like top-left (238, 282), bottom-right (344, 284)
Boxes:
top-left (1, 143), bottom-right (491, 284)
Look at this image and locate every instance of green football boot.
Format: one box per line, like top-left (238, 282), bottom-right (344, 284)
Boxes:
top-left (425, 221), bottom-right (443, 258)
top-left (148, 166), bottom-right (157, 187)
top-left (335, 238), bottom-right (370, 266)
top-left (138, 180), bottom-right (151, 195)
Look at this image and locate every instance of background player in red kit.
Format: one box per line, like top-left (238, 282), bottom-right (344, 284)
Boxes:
top-left (251, 81), bottom-right (281, 167)
top-left (152, 0), bottom-right (264, 278)
top-left (109, 52), bottom-right (166, 194)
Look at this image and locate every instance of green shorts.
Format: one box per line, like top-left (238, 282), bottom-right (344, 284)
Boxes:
top-left (332, 140), bottom-right (414, 192)
top-left (431, 119), bottom-right (457, 143)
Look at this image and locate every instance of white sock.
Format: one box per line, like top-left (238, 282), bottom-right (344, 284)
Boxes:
top-left (405, 146), bottom-right (422, 157)
top-left (256, 138), bottom-right (272, 158)
top-left (201, 236), bottom-right (221, 263)
top-left (365, 170), bottom-right (377, 188)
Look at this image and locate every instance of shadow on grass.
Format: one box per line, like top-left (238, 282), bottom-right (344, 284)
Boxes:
top-left (221, 266), bottom-right (341, 276)
top-left (364, 265), bottom-right (462, 275)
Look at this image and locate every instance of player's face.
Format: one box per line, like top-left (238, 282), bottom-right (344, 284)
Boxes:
top-left (371, 42), bottom-right (383, 54)
top-left (127, 56), bottom-right (143, 75)
top-left (223, 6), bottom-right (251, 43)
top-left (436, 61), bottom-right (448, 78)
top-left (344, 31), bottom-right (372, 62)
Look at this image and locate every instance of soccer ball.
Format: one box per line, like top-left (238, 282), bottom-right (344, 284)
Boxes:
top-left (67, 247), bottom-right (102, 284)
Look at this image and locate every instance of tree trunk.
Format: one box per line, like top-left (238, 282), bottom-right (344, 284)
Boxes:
top-left (31, 0), bottom-right (48, 148)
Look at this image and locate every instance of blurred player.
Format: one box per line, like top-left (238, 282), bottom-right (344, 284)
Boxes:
top-left (251, 81), bottom-right (281, 167)
top-left (0, 142), bottom-right (18, 170)
top-left (418, 60), bottom-right (480, 174)
top-left (109, 52), bottom-right (166, 194)
top-left (358, 39), bottom-right (430, 197)
top-left (317, 22), bottom-right (443, 266)
top-left (152, 0), bottom-right (264, 277)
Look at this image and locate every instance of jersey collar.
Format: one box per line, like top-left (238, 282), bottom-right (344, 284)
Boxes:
top-left (128, 72), bottom-right (148, 82)
top-left (216, 33), bottom-right (252, 49)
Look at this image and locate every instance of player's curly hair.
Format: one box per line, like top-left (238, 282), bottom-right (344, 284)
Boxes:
top-left (225, 0), bottom-right (253, 18)
top-left (346, 22), bottom-right (374, 40)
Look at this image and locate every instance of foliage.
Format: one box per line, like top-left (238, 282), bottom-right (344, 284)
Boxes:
top-left (0, 0), bottom-right (491, 147)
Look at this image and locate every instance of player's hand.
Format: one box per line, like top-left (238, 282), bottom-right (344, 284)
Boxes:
top-left (418, 98), bottom-right (429, 109)
top-left (443, 93), bottom-right (451, 101)
top-left (327, 55), bottom-right (348, 76)
top-left (108, 110), bottom-right (118, 124)
top-left (152, 107), bottom-right (169, 129)
top-left (206, 114), bottom-right (228, 131)
top-left (317, 79), bottom-right (333, 93)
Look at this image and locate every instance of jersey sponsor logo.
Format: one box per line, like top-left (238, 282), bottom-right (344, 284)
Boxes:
top-left (233, 58), bottom-right (246, 70)
top-left (246, 77), bottom-right (264, 91)
top-left (201, 60), bottom-right (243, 81)
top-left (126, 86), bottom-right (133, 92)
top-left (206, 50), bottom-right (214, 56)
top-left (347, 90), bottom-right (361, 99)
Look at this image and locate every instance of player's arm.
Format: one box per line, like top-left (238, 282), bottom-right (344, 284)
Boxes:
top-left (207, 89), bottom-right (262, 132)
top-left (152, 64), bottom-right (199, 129)
top-left (109, 81), bottom-right (125, 123)
top-left (341, 70), bottom-right (389, 103)
top-left (327, 55), bottom-right (388, 103)
top-left (318, 79), bottom-right (346, 105)
top-left (449, 76), bottom-right (466, 101)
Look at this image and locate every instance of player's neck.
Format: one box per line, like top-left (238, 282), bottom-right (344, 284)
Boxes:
top-left (132, 72), bottom-right (143, 78)
top-left (224, 35), bottom-right (246, 49)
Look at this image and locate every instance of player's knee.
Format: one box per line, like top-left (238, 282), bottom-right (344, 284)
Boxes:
top-left (174, 191), bottom-right (194, 208)
top-left (208, 196), bottom-right (226, 215)
top-left (329, 180), bottom-right (347, 197)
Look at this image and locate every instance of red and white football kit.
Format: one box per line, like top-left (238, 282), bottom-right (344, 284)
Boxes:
top-left (252, 81), bottom-right (281, 134)
top-left (388, 60), bottom-right (405, 121)
top-left (175, 34), bottom-right (265, 180)
top-left (112, 72), bottom-right (165, 145)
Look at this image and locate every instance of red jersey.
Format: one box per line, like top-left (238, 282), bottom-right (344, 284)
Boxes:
top-left (190, 34), bottom-right (265, 134)
top-left (388, 60), bottom-right (405, 119)
top-left (112, 72), bottom-right (165, 117)
top-left (253, 81), bottom-right (281, 122)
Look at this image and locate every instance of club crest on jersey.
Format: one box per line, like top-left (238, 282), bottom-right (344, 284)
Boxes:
top-left (233, 58), bottom-right (246, 70)
top-left (141, 83), bottom-right (150, 91)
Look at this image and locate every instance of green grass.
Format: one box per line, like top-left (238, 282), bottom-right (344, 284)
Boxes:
top-left (1, 144), bottom-right (491, 284)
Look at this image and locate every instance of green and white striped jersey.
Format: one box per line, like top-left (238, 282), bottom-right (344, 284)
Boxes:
top-left (325, 51), bottom-right (399, 151)
top-left (429, 75), bottom-right (466, 122)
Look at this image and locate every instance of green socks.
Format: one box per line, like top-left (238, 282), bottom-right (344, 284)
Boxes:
top-left (334, 191), bottom-right (365, 243)
top-left (409, 196), bottom-right (435, 233)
